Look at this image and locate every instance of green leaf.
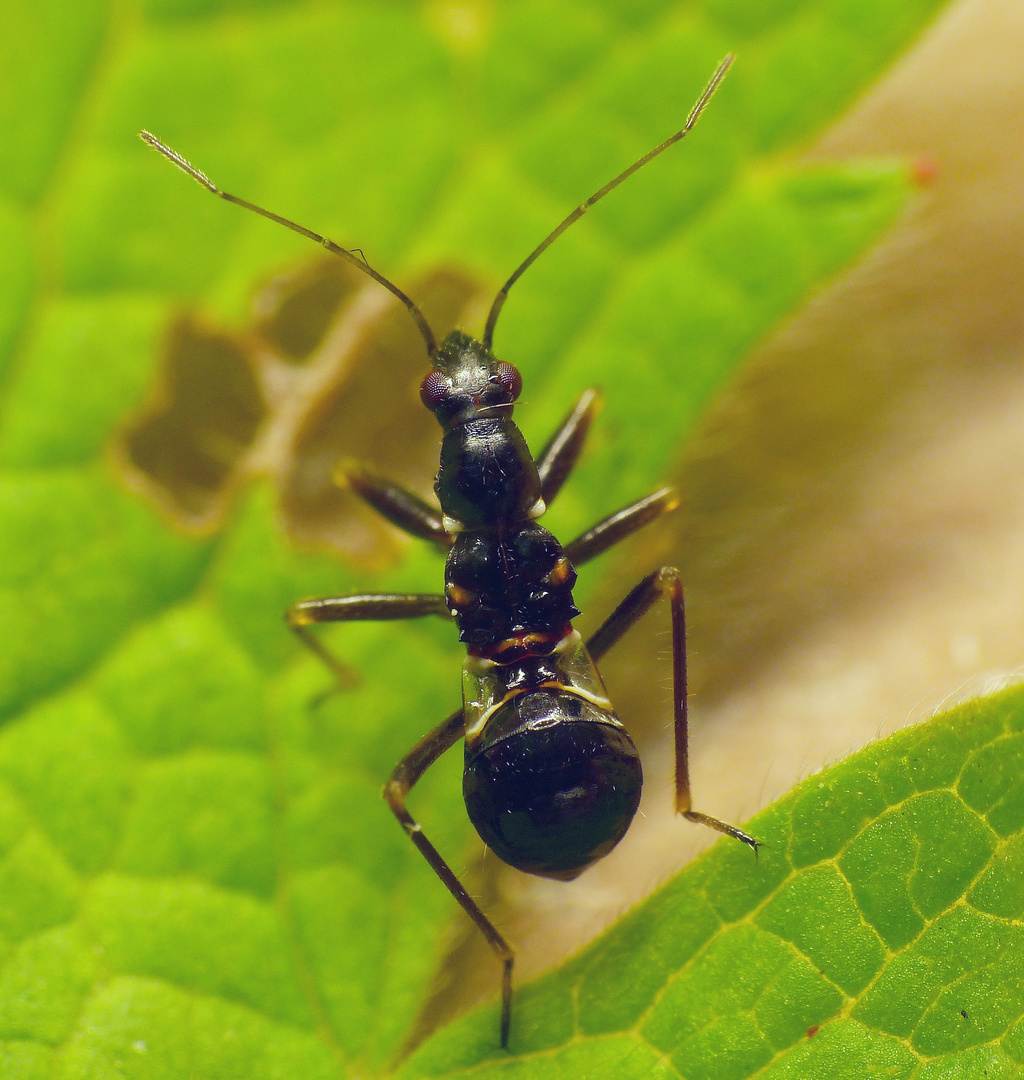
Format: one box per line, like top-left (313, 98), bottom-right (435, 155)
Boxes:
top-left (397, 688), bottom-right (1024, 1078)
top-left (0, 0), bottom-right (959, 1076)
top-left (0, 0), bottom-right (106, 204)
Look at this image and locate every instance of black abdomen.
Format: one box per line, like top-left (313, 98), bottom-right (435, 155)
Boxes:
top-left (463, 690), bottom-right (642, 879)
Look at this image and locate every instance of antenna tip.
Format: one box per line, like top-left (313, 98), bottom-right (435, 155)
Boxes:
top-left (139, 131), bottom-right (217, 193)
top-left (712, 53), bottom-right (736, 83)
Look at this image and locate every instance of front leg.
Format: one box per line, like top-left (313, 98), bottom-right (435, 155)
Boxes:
top-left (338, 461), bottom-right (453, 551)
top-left (564, 487), bottom-right (679, 566)
top-left (588, 568), bottom-right (759, 852)
top-left (533, 387), bottom-right (602, 506)
top-left (286, 593), bottom-right (450, 689)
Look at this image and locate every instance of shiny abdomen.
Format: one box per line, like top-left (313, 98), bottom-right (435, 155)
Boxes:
top-left (463, 689), bottom-right (643, 879)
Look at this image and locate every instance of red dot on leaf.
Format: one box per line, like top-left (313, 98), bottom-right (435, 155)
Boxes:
top-left (911, 155), bottom-right (940, 186)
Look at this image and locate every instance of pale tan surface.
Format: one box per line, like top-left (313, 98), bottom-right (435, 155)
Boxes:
top-left (428, 0), bottom-right (1024, 1032)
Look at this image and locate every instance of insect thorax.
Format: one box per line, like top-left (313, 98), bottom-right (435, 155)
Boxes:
top-left (444, 523), bottom-right (580, 646)
top-left (436, 418), bottom-right (542, 529)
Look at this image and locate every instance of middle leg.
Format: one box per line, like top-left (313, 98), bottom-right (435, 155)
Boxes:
top-left (587, 567), bottom-right (759, 851)
top-left (533, 387), bottom-right (602, 506)
top-left (286, 593), bottom-right (450, 690)
top-left (564, 487), bottom-right (679, 566)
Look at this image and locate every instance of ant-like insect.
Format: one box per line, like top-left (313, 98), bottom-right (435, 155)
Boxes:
top-left (142, 52), bottom-right (758, 1049)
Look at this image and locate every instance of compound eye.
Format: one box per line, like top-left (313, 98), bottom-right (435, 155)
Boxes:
top-left (419, 369), bottom-right (449, 410)
top-left (494, 362), bottom-right (522, 401)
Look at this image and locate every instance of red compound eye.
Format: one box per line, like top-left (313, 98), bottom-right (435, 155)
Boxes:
top-left (419, 369), bottom-right (449, 410)
top-left (494, 362), bottom-right (522, 400)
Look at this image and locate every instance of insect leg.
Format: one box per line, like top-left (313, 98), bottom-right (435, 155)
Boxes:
top-left (383, 708), bottom-right (515, 1049)
top-left (534, 388), bottom-right (602, 505)
top-left (338, 461), bottom-right (452, 551)
top-left (564, 487), bottom-right (679, 566)
top-left (286, 593), bottom-right (450, 690)
top-left (587, 568), bottom-right (759, 852)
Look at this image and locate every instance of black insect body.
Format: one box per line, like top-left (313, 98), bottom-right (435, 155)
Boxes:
top-left (423, 331), bottom-right (641, 881)
top-left (142, 53), bottom-right (757, 1050)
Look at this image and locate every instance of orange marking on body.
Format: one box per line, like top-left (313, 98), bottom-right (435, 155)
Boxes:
top-left (470, 625), bottom-right (572, 663)
top-left (545, 557), bottom-right (573, 587)
top-left (446, 583), bottom-right (474, 608)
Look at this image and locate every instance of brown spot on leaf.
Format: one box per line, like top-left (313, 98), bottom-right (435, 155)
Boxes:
top-left (252, 259), bottom-right (364, 364)
top-left (116, 316), bottom-right (266, 531)
top-left (115, 259), bottom-right (482, 562)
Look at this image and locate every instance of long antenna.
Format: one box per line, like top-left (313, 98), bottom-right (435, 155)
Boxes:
top-left (139, 131), bottom-right (438, 358)
top-left (482, 53), bottom-right (734, 350)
